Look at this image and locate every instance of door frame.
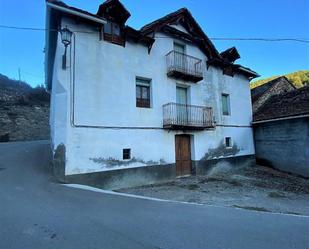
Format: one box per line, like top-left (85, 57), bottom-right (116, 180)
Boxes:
top-left (173, 42), bottom-right (187, 72)
top-left (176, 86), bottom-right (189, 125)
top-left (175, 134), bottom-right (192, 177)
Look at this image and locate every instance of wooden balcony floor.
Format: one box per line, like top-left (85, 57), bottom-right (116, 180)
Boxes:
top-left (167, 70), bottom-right (203, 83)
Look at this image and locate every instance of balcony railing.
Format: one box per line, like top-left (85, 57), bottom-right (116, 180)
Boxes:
top-left (163, 103), bottom-right (215, 130)
top-left (166, 51), bottom-right (203, 82)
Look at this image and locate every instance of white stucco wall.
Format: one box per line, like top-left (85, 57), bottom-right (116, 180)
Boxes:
top-left (50, 18), bottom-right (255, 175)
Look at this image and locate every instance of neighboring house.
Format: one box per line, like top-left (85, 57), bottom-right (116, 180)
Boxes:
top-left (45, 0), bottom-right (259, 189)
top-left (253, 86), bottom-right (309, 177)
top-left (251, 76), bottom-right (296, 113)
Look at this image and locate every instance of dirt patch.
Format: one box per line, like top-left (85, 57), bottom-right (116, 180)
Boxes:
top-left (119, 164), bottom-right (309, 216)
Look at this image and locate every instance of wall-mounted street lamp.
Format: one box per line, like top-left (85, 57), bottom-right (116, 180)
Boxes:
top-left (60, 27), bottom-right (73, 70)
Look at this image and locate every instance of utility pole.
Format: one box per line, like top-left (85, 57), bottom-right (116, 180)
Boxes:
top-left (18, 68), bottom-right (21, 85)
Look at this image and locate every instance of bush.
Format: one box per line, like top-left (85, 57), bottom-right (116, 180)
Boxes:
top-left (28, 86), bottom-right (50, 103)
top-left (0, 133), bottom-right (9, 143)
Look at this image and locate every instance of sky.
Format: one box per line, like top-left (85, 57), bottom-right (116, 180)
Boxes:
top-left (0, 0), bottom-right (308, 87)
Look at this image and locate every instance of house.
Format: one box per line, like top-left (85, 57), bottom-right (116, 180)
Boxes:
top-left (253, 86), bottom-right (309, 177)
top-left (45, 0), bottom-right (259, 189)
top-left (251, 76), bottom-right (296, 113)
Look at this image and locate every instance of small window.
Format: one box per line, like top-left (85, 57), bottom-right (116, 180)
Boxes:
top-left (136, 78), bottom-right (151, 108)
top-left (104, 22), bottom-right (112, 34)
top-left (222, 94), bottom-right (230, 116)
top-left (123, 149), bottom-right (131, 160)
top-left (103, 22), bottom-right (123, 45)
top-left (173, 42), bottom-right (186, 54)
top-left (225, 137), bottom-right (232, 148)
top-left (113, 24), bottom-right (121, 36)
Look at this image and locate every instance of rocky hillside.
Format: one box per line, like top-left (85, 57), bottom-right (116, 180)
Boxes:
top-left (0, 74), bottom-right (50, 142)
top-left (251, 70), bottom-right (309, 89)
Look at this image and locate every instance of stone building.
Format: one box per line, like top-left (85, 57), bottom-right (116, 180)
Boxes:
top-left (253, 86), bottom-right (309, 177)
top-left (251, 76), bottom-right (296, 113)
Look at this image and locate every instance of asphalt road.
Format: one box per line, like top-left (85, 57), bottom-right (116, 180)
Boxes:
top-left (0, 141), bottom-right (308, 249)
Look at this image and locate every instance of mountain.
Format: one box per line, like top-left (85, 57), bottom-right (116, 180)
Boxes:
top-left (0, 73), bottom-right (50, 142)
top-left (250, 70), bottom-right (309, 89)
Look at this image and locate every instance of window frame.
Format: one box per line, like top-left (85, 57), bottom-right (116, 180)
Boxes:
top-left (103, 22), bottom-right (124, 45)
top-left (136, 77), bottom-right (151, 108)
top-left (123, 149), bottom-right (131, 160)
top-left (225, 137), bottom-right (232, 148)
top-left (221, 93), bottom-right (231, 116)
top-left (173, 42), bottom-right (186, 55)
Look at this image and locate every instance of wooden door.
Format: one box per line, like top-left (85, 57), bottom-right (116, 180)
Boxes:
top-left (175, 135), bottom-right (192, 177)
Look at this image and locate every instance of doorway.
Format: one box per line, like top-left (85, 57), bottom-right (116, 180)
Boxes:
top-left (176, 86), bottom-right (188, 125)
top-left (173, 42), bottom-right (187, 72)
top-left (175, 135), bottom-right (192, 177)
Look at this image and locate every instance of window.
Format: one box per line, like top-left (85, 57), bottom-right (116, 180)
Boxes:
top-left (104, 22), bottom-right (112, 34)
top-left (174, 42), bottom-right (186, 54)
top-left (103, 22), bottom-right (123, 45)
top-left (225, 137), bottom-right (232, 148)
top-left (136, 78), bottom-right (151, 108)
top-left (222, 94), bottom-right (230, 115)
top-left (123, 149), bottom-right (131, 160)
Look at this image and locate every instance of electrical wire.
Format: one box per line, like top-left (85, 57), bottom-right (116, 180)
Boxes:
top-left (1, 24), bottom-right (309, 44)
top-left (21, 70), bottom-right (44, 79)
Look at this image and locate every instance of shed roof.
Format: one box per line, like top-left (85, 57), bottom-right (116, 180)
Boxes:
top-left (253, 85), bottom-right (309, 122)
top-left (251, 76), bottom-right (295, 103)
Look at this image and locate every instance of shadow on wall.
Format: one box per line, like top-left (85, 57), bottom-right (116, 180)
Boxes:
top-left (53, 144), bottom-right (66, 183)
top-left (90, 157), bottom-right (167, 168)
top-left (201, 142), bottom-right (240, 161)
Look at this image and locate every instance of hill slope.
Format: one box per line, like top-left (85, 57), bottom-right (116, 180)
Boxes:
top-left (0, 74), bottom-right (50, 142)
top-left (251, 70), bottom-right (309, 89)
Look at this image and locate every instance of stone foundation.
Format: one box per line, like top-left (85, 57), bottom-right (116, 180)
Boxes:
top-left (54, 154), bottom-right (256, 190)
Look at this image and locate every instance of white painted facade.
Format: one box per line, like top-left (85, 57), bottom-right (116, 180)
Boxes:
top-left (49, 14), bottom-right (255, 176)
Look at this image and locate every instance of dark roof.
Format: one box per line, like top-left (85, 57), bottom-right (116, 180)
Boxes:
top-left (124, 26), bottom-right (155, 48)
top-left (253, 85), bottom-right (309, 122)
top-left (220, 47), bottom-right (240, 63)
top-left (207, 58), bottom-right (259, 79)
top-left (97, 0), bottom-right (131, 25)
top-left (46, 0), bottom-right (259, 89)
top-left (141, 8), bottom-right (221, 60)
top-left (46, 0), bottom-right (106, 21)
top-left (140, 7), bottom-right (258, 79)
top-left (251, 76), bottom-right (295, 103)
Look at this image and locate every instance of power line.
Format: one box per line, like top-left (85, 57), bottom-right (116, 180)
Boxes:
top-left (208, 37), bottom-right (309, 43)
top-left (1, 24), bottom-right (309, 44)
top-left (21, 70), bottom-right (44, 79)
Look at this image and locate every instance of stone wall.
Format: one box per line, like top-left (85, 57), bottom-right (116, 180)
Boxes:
top-left (254, 117), bottom-right (309, 177)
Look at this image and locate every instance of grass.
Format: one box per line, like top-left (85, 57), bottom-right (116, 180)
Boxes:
top-left (268, 191), bottom-right (286, 198)
top-left (227, 180), bottom-right (243, 187)
top-left (232, 205), bottom-right (271, 213)
top-left (187, 184), bottom-right (200, 191)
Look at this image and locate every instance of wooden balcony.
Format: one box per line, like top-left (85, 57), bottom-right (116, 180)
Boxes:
top-left (166, 51), bottom-right (203, 83)
top-left (163, 103), bottom-right (215, 130)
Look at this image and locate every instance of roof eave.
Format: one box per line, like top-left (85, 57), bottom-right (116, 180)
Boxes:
top-left (46, 2), bottom-right (107, 25)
